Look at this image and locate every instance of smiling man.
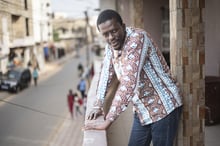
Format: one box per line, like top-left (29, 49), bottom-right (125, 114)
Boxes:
top-left (85, 9), bottom-right (183, 146)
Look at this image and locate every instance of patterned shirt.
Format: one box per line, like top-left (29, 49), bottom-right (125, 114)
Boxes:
top-left (94, 27), bottom-right (182, 125)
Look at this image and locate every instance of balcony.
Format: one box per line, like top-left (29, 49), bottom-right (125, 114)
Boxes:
top-left (83, 56), bottom-right (133, 146)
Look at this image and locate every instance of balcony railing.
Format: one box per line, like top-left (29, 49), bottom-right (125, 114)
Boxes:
top-left (83, 58), bottom-right (107, 146)
top-left (83, 57), bottom-right (133, 146)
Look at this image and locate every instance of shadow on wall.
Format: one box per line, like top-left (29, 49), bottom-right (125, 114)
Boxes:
top-left (103, 74), bottom-right (133, 146)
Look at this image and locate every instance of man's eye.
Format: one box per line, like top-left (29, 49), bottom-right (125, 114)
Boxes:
top-left (103, 33), bottom-right (108, 37)
top-left (112, 30), bottom-right (117, 33)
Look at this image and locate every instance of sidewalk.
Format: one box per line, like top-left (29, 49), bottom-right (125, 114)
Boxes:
top-left (47, 114), bottom-right (84, 146)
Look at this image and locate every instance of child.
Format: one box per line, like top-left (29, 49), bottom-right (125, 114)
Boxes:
top-left (74, 93), bottom-right (83, 117)
top-left (67, 89), bottom-right (74, 119)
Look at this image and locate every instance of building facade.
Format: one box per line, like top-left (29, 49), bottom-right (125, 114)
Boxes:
top-left (0, 0), bottom-right (33, 73)
top-left (32, 0), bottom-right (53, 69)
top-left (0, 0), bottom-right (53, 74)
top-left (52, 17), bottom-right (86, 49)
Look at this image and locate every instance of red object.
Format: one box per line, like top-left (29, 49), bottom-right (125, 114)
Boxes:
top-left (78, 98), bottom-right (83, 105)
top-left (67, 94), bottom-right (74, 117)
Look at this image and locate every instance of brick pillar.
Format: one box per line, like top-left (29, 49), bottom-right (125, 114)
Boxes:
top-left (170, 0), bottom-right (205, 145)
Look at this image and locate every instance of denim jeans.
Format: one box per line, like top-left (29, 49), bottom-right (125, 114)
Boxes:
top-left (128, 106), bottom-right (182, 146)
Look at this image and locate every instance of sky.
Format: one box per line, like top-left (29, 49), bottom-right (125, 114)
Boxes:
top-left (51, 0), bottom-right (100, 18)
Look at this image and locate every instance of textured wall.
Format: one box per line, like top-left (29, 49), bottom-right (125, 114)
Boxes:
top-left (170, 0), bottom-right (205, 145)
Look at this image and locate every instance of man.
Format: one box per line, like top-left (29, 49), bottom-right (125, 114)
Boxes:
top-left (85, 9), bottom-right (183, 146)
top-left (77, 78), bottom-right (86, 98)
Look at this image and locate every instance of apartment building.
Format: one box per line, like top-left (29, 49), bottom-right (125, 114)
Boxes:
top-left (0, 0), bottom-right (53, 73)
top-left (52, 16), bottom-right (87, 54)
top-left (32, 0), bottom-right (53, 69)
top-left (0, 0), bottom-right (33, 73)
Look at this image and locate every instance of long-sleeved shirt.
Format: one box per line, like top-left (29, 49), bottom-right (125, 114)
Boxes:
top-left (94, 27), bottom-right (182, 125)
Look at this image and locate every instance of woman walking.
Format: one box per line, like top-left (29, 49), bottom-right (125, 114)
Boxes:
top-left (32, 67), bottom-right (39, 86)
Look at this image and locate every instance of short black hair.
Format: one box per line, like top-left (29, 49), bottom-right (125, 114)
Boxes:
top-left (96, 9), bottom-right (123, 30)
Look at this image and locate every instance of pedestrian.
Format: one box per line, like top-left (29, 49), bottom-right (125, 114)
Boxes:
top-left (84, 9), bottom-right (183, 146)
top-left (32, 67), bottom-right (39, 86)
top-left (67, 89), bottom-right (74, 119)
top-left (28, 55), bottom-right (40, 70)
top-left (74, 93), bottom-right (83, 117)
top-left (43, 45), bottom-right (50, 62)
top-left (77, 63), bottom-right (84, 77)
top-left (77, 78), bottom-right (86, 99)
top-left (83, 94), bottom-right (87, 114)
top-left (89, 63), bottom-right (94, 79)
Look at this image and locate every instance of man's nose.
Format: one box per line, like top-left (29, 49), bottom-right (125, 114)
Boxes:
top-left (108, 32), bottom-right (114, 40)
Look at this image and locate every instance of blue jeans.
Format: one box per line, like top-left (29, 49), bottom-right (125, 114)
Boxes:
top-left (128, 106), bottom-right (182, 146)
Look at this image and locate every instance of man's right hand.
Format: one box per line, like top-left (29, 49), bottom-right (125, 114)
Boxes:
top-left (87, 108), bottom-right (103, 120)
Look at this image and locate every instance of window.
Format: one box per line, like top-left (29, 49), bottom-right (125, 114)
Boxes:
top-left (11, 15), bottom-right (19, 23)
top-left (46, 3), bottom-right (50, 7)
top-left (24, 0), bottom-right (28, 10)
top-left (11, 15), bottom-right (20, 38)
top-left (25, 18), bottom-right (29, 36)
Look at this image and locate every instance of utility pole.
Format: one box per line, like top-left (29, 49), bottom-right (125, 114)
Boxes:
top-left (84, 11), bottom-right (89, 67)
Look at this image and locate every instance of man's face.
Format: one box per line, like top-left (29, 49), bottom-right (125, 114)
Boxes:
top-left (98, 18), bottom-right (125, 50)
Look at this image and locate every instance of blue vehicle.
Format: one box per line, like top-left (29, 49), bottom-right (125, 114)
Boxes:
top-left (0, 67), bottom-right (31, 93)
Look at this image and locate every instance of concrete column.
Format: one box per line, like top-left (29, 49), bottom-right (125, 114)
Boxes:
top-left (170, 0), bottom-right (205, 145)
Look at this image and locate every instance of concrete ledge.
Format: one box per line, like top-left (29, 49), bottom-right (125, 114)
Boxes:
top-left (83, 59), bottom-right (108, 146)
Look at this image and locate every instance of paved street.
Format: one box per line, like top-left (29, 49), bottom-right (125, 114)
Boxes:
top-left (0, 49), bottom-right (87, 146)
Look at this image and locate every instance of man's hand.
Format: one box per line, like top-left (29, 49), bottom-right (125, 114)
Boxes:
top-left (83, 120), bottom-right (112, 130)
top-left (87, 108), bottom-right (103, 120)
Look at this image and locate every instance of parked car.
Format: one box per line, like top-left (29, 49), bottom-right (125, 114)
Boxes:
top-left (0, 72), bottom-right (2, 86)
top-left (0, 67), bottom-right (32, 93)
